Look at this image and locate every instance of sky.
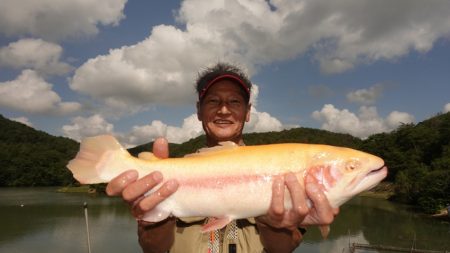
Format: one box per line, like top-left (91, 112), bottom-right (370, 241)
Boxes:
top-left (0, 0), bottom-right (450, 148)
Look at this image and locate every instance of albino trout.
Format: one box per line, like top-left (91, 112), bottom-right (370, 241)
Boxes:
top-left (67, 135), bottom-right (387, 233)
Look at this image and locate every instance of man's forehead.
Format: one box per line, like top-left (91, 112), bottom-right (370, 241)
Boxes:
top-left (203, 80), bottom-right (247, 96)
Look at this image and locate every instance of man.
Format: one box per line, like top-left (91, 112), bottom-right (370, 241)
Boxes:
top-left (106, 63), bottom-right (338, 253)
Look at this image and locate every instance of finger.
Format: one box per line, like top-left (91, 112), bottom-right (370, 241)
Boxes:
top-left (153, 137), bottom-right (169, 159)
top-left (106, 170), bottom-right (139, 196)
top-left (305, 174), bottom-right (334, 225)
top-left (122, 171), bottom-right (163, 203)
top-left (134, 179), bottom-right (179, 217)
top-left (285, 172), bottom-right (309, 217)
top-left (269, 176), bottom-right (285, 218)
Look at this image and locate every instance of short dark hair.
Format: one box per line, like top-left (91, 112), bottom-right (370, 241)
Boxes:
top-left (196, 62), bottom-right (252, 103)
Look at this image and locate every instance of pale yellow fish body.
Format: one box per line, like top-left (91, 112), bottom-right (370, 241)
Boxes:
top-left (67, 135), bottom-right (387, 232)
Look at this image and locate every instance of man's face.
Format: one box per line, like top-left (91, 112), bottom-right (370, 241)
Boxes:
top-left (197, 80), bottom-right (251, 145)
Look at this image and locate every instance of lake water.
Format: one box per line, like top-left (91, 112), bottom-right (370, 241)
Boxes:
top-left (0, 188), bottom-right (449, 253)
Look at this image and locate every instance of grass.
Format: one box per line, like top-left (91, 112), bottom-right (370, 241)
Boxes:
top-left (57, 185), bottom-right (93, 193)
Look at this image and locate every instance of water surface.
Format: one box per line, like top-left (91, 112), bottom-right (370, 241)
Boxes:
top-left (0, 188), bottom-right (448, 253)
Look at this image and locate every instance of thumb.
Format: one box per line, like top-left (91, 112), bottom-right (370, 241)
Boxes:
top-left (152, 137), bottom-right (169, 159)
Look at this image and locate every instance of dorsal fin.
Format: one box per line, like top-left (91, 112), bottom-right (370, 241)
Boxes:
top-left (184, 141), bottom-right (238, 158)
top-left (138, 152), bottom-right (161, 161)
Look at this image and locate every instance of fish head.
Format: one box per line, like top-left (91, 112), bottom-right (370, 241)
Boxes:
top-left (308, 146), bottom-right (387, 208)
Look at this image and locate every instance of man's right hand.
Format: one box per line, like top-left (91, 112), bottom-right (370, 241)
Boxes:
top-left (105, 137), bottom-right (179, 220)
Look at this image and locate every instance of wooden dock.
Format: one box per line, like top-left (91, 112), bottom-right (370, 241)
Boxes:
top-left (349, 243), bottom-right (449, 253)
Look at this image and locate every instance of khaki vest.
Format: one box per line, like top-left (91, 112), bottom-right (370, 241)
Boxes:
top-left (169, 217), bottom-right (265, 253)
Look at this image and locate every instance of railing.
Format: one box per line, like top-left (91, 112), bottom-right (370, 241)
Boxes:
top-left (349, 243), bottom-right (448, 253)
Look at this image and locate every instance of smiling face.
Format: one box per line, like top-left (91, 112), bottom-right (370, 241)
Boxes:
top-left (197, 79), bottom-right (251, 147)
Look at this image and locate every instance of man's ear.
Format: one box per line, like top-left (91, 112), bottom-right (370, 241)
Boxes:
top-left (245, 103), bottom-right (251, 122)
top-left (196, 101), bottom-right (201, 120)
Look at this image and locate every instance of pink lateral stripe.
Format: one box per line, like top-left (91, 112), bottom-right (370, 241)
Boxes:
top-left (177, 173), bottom-right (276, 189)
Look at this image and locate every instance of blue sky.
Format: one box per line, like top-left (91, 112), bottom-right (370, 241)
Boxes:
top-left (0, 0), bottom-right (449, 147)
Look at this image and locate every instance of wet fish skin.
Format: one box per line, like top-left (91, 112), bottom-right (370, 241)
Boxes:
top-left (67, 135), bottom-right (387, 232)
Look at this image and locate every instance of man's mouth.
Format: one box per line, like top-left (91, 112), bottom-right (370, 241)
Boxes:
top-left (213, 119), bottom-right (233, 125)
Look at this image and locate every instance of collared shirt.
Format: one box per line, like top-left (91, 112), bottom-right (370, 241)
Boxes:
top-left (169, 217), bottom-right (265, 253)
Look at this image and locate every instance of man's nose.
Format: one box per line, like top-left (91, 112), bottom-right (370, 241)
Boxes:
top-left (218, 103), bottom-right (231, 114)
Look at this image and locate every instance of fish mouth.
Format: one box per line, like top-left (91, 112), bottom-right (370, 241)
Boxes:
top-left (349, 165), bottom-right (388, 195)
top-left (367, 164), bottom-right (386, 177)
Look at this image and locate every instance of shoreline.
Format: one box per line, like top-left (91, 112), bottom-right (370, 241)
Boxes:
top-left (57, 185), bottom-right (97, 194)
top-left (359, 182), bottom-right (394, 200)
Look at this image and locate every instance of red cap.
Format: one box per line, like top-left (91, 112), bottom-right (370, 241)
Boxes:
top-left (199, 74), bottom-right (251, 100)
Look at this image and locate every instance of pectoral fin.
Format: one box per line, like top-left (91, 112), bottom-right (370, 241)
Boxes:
top-left (201, 217), bottom-right (232, 233)
top-left (184, 141), bottom-right (238, 158)
top-left (141, 207), bottom-right (171, 222)
top-left (319, 225), bottom-right (330, 239)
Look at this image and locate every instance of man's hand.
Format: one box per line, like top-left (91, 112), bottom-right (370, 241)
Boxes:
top-left (105, 137), bottom-right (179, 220)
top-left (300, 173), bottom-right (339, 226)
top-left (256, 172), bottom-right (339, 230)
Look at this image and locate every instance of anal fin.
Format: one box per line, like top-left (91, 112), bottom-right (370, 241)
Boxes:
top-left (201, 217), bottom-right (232, 233)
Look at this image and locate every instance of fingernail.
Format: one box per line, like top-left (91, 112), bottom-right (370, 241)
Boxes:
top-left (273, 177), bottom-right (283, 192)
top-left (152, 171), bottom-right (163, 181)
top-left (306, 182), bottom-right (319, 193)
top-left (166, 180), bottom-right (179, 191)
top-left (126, 170), bottom-right (139, 180)
top-left (285, 173), bottom-right (297, 182)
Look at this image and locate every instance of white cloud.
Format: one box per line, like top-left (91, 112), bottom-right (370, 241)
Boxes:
top-left (70, 25), bottom-right (218, 114)
top-left (312, 104), bottom-right (414, 138)
top-left (62, 108), bottom-right (290, 147)
top-left (179, 0), bottom-right (450, 74)
top-left (347, 84), bottom-right (384, 105)
top-left (63, 76), bottom-right (290, 146)
top-left (0, 70), bottom-right (81, 115)
top-left (244, 84), bottom-right (288, 134)
top-left (245, 109), bottom-right (284, 133)
top-left (386, 111), bottom-right (415, 128)
top-left (0, 0), bottom-right (126, 41)
top-left (444, 103), bottom-right (450, 113)
top-left (119, 109), bottom-right (288, 147)
top-left (0, 38), bottom-right (72, 75)
top-left (121, 114), bottom-right (203, 147)
top-left (62, 114), bottom-right (202, 146)
top-left (62, 114), bottom-right (114, 142)
top-left (69, 0), bottom-right (450, 115)
top-left (10, 116), bottom-right (33, 127)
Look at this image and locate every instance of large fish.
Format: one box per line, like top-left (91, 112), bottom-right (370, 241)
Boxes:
top-left (67, 135), bottom-right (387, 233)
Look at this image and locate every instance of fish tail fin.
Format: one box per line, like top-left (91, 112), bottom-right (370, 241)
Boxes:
top-left (67, 135), bottom-right (130, 184)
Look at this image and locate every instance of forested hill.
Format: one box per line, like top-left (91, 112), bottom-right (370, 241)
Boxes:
top-left (129, 127), bottom-right (362, 158)
top-left (0, 115), bottom-right (79, 186)
top-left (1, 112), bottom-right (449, 213)
top-left (360, 112), bottom-right (450, 213)
top-left (0, 114), bottom-right (362, 187)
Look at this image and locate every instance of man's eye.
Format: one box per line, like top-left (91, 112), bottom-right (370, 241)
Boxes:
top-left (229, 99), bottom-right (242, 105)
top-left (207, 99), bottom-right (220, 105)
